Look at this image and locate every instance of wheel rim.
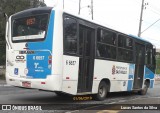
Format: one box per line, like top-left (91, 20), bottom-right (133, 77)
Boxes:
top-left (99, 86), bottom-right (106, 97)
top-left (144, 85), bottom-right (148, 93)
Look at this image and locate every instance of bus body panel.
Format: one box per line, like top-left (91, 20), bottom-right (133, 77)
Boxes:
top-left (7, 9), bottom-right (55, 78)
top-left (51, 9), bottom-right (63, 76)
top-left (144, 66), bottom-right (155, 88)
top-left (62, 55), bottom-right (79, 94)
top-left (127, 64), bottom-right (135, 91)
top-left (6, 9), bottom-right (63, 91)
top-left (6, 72), bottom-right (61, 91)
top-left (93, 59), bottom-right (136, 93)
top-left (26, 10), bottom-right (55, 79)
top-left (50, 9), bottom-right (64, 91)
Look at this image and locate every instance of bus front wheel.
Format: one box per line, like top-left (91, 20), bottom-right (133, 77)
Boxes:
top-left (94, 81), bottom-right (108, 101)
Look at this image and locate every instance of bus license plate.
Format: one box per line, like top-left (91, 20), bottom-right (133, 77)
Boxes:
top-left (22, 81), bottom-right (31, 88)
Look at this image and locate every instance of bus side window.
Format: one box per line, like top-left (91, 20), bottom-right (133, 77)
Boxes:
top-left (118, 35), bottom-right (124, 47)
top-left (97, 28), bottom-right (117, 59)
top-left (118, 35), bottom-right (133, 62)
top-left (125, 38), bottom-right (133, 49)
top-left (145, 47), bottom-right (153, 65)
top-left (118, 35), bottom-right (133, 49)
top-left (64, 17), bottom-right (77, 54)
top-left (145, 45), bottom-right (156, 72)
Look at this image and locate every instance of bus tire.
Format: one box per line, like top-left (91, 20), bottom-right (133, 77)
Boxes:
top-left (138, 84), bottom-right (148, 95)
top-left (94, 81), bottom-right (108, 101)
top-left (55, 92), bottom-right (68, 97)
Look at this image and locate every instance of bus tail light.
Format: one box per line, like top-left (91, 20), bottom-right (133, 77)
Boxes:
top-left (48, 56), bottom-right (52, 59)
top-left (94, 77), bottom-right (97, 79)
top-left (48, 60), bottom-right (52, 64)
top-left (41, 82), bottom-right (46, 84)
top-left (48, 55), bottom-right (52, 64)
top-left (66, 77), bottom-right (70, 79)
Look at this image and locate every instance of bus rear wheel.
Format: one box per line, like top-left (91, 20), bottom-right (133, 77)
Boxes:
top-left (138, 84), bottom-right (148, 95)
top-left (94, 81), bottom-right (108, 101)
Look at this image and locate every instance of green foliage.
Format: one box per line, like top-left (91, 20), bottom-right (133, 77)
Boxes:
top-left (0, 0), bottom-right (46, 65)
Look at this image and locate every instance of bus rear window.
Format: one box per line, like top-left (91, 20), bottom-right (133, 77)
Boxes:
top-left (12, 14), bottom-right (49, 42)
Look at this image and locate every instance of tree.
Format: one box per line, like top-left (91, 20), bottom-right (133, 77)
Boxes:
top-left (0, 0), bottom-right (46, 65)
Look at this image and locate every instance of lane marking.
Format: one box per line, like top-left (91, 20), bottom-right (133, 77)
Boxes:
top-left (65, 110), bottom-right (79, 113)
top-left (97, 110), bottom-right (120, 113)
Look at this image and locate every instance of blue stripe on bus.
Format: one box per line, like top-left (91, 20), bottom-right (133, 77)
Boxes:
top-left (127, 64), bottom-right (135, 91)
top-left (127, 80), bottom-right (133, 91)
top-left (26, 10), bottom-right (55, 79)
top-left (129, 34), bottom-right (151, 44)
top-left (150, 80), bottom-right (154, 88)
top-left (144, 66), bottom-right (154, 79)
top-left (144, 66), bottom-right (155, 88)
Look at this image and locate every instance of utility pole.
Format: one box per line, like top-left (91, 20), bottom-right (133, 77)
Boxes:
top-left (78, 0), bottom-right (93, 20)
top-left (138, 0), bottom-right (145, 37)
top-left (91, 0), bottom-right (93, 20)
top-left (78, 0), bottom-right (81, 15)
top-left (63, 0), bottom-right (64, 9)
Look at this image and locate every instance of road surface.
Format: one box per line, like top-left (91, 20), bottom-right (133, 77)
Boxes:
top-left (0, 80), bottom-right (159, 113)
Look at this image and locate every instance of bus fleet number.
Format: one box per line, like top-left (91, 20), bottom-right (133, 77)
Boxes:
top-left (66, 60), bottom-right (76, 65)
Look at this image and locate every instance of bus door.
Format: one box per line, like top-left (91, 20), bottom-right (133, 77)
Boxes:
top-left (133, 43), bottom-right (145, 89)
top-left (77, 25), bottom-right (95, 93)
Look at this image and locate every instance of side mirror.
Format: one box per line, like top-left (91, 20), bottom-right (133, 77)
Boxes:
top-left (0, 12), bottom-right (8, 21)
top-left (4, 13), bottom-right (9, 21)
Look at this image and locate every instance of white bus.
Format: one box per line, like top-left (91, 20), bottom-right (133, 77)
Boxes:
top-left (6, 7), bottom-right (156, 101)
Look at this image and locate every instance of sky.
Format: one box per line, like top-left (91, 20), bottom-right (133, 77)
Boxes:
top-left (44, 0), bottom-right (160, 48)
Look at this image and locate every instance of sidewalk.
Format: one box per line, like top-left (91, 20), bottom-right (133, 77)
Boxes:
top-left (155, 80), bottom-right (160, 85)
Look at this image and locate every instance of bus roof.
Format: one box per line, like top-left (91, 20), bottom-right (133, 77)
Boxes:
top-left (129, 34), bottom-right (153, 45)
top-left (11, 7), bottom-right (53, 20)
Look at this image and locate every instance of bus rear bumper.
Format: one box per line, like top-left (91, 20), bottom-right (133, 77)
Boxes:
top-left (6, 72), bottom-right (62, 91)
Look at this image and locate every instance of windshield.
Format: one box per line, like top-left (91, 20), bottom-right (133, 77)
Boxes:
top-left (12, 14), bottom-right (49, 42)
